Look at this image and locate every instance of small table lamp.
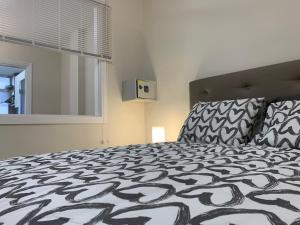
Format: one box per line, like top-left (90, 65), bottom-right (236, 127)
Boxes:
top-left (152, 127), bottom-right (166, 143)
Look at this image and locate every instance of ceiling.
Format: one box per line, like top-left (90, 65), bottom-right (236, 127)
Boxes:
top-left (0, 65), bottom-right (24, 77)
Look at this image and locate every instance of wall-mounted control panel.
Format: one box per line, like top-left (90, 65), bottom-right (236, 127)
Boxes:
top-left (122, 79), bottom-right (157, 102)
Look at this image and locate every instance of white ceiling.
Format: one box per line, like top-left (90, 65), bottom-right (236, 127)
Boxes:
top-left (0, 65), bottom-right (24, 77)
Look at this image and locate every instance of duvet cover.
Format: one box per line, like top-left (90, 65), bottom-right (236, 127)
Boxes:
top-left (0, 142), bottom-right (300, 225)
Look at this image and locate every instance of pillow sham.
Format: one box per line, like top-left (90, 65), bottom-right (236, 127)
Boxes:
top-left (253, 100), bottom-right (300, 149)
top-left (178, 98), bottom-right (265, 146)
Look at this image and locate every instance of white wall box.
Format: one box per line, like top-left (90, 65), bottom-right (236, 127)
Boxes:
top-left (122, 79), bottom-right (157, 102)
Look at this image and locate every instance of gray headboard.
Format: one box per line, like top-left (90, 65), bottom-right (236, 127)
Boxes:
top-left (190, 60), bottom-right (300, 108)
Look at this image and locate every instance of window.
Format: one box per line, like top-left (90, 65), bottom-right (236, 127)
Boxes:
top-left (0, 41), bottom-right (107, 124)
top-left (0, 0), bottom-right (110, 124)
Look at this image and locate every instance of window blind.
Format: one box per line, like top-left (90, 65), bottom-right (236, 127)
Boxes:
top-left (0, 0), bottom-right (112, 61)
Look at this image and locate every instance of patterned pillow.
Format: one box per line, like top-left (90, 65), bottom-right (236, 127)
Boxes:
top-left (178, 98), bottom-right (265, 146)
top-left (253, 100), bottom-right (300, 149)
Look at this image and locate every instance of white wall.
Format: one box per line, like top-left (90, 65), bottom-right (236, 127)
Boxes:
top-left (106, 0), bottom-right (147, 146)
top-left (143, 0), bottom-right (300, 142)
top-left (0, 0), bottom-right (147, 159)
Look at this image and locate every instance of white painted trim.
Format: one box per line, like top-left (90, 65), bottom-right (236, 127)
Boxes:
top-left (0, 114), bottom-right (104, 125)
top-left (94, 58), bottom-right (100, 116)
top-left (25, 63), bottom-right (32, 114)
top-left (100, 61), bottom-right (108, 123)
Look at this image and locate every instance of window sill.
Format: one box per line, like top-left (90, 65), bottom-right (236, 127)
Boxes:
top-left (0, 114), bottom-right (105, 125)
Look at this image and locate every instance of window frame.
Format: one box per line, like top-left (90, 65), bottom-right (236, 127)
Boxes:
top-left (0, 60), bottom-right (108, 125)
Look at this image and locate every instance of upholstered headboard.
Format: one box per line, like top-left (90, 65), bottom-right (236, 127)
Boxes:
top-left (190, 60), bottom-right (300, 108)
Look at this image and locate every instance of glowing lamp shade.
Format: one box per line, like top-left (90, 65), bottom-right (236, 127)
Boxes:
top-left (152, 127), bottom-right (166, 143)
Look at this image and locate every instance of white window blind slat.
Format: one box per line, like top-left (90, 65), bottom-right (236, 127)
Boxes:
top-left (0, 0), bottom-right (112, 61)
top-left (82, 0), bottom-right (98, 56)
top-left (34, 0), bottom-right (59, 49)
top-left (60, 0), bottom-right (81, 53)
top-left (0, 0), bottom-right (33, 41)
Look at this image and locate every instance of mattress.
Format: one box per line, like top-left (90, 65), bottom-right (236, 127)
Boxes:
top-left (0, 142), bottom-right (299, 225)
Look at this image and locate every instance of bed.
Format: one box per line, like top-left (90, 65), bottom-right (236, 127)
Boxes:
top-left (2, 60), bottom-right (300, 225)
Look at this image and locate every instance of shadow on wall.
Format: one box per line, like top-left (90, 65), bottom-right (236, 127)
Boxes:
top-left (143, 49), bottom-right (156, 82)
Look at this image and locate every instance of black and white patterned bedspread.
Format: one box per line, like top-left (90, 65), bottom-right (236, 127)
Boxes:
top-left (1, 142), bottom-right (300, 225)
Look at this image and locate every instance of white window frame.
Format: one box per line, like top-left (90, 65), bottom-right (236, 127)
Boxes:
top-left (0, 60), bottom-right (108, 125)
